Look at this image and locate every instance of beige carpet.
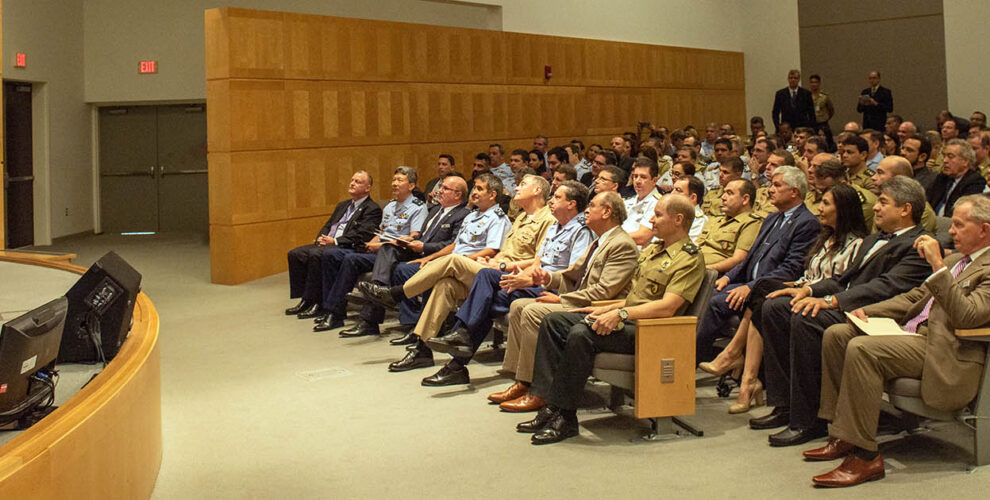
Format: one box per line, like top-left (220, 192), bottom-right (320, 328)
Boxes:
top-left (25, 232), bottom-right (990, 498)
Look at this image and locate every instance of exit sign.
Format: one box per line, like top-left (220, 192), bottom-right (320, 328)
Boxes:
top-left (14, 53), bottom-right (26, 68)
top-left (139, 60), bottom-right (157, 74)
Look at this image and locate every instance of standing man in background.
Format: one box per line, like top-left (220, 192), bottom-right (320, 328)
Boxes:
top-left (857, 71), bottom-right (893, 131)
top-left (808, 74), bottom-right (835, 150)
top-left (772, 69), bottom-right (815, 132)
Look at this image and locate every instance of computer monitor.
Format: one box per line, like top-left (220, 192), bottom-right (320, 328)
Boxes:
top-left (0, 297), bottom-right (66, 426)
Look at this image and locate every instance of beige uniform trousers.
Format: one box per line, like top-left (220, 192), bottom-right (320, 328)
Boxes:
top-left (403, 254), bottom-right (484, 341)
top-left (819, 323), bottom-right (927, 451)
top-left (502, 298), bottom-right (568, 383)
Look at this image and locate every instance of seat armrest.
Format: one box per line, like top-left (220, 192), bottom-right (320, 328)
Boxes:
top-left (631, 316), bottom-right (697, 419)
top-left (637, 316), bottom-right (697, 328)
top-left (591, 299), bottom-right (624, 307)
top-left (956, 327), bottom-right (990, 341)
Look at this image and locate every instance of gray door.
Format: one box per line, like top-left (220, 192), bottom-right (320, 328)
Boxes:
top-left (99, 104), bottom-right (207, 233)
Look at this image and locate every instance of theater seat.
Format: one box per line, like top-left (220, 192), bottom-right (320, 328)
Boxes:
top-left (884, 327), bottom-right (990, 466)
top-left (590, 269), bottom-right (719, 436)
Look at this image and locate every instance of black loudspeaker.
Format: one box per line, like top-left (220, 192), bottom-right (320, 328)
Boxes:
top-left (59, 251), bottom-right (142, 363)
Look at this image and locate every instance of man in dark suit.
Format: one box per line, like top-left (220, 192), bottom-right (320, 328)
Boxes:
top-left (927, 139), bottom-right (986, 217)
top-left (338, 174), bottom-right (471, 337)
top-left (771, 70), bottom-right (815, 130)
top-left (753, 176), bottom-right (932, 447)
top-left (285, 171), bottom-right (382, 317)
top-left (696, 166), bottom-right (821, 362)
top-left (857, 71), bottom-right (894, 132)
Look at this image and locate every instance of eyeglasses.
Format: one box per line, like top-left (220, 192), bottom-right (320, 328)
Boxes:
top-left (595, 176), bottom-right (614, 183)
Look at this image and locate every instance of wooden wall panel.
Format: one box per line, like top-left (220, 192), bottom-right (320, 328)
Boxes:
top-left (206, 7), bottom-right (745, 284)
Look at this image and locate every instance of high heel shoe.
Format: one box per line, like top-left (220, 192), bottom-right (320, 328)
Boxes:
top-left (729, 380), bottom-right (765, 414)
top-left (698, 354), bottom-right (743, 376)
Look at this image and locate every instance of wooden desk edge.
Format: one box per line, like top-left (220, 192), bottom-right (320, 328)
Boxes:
top-left (0, 253), bottom-right (163, 498)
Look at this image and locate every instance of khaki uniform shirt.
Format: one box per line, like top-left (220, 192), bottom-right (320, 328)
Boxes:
top-left (702, 186), bottom-right (724, 217)
top-left (496, 205), bottom-right (555, 264)
top-left (848, 166), bottom-right (876, 193)
top-left (753, 186), bottom-right (778, 218)
top-left (979, 159), bottom-right (990, 178)
top-left (696, 210), bottom-right (763, 267)
top-left (624, 237), bottom-right (706, 315)
top-left (812, 91), bottom-right (834, 124)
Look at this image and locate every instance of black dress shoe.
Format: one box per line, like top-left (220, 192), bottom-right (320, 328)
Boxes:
top-left (297, 306), bottom-right (325, 320)
top-left (389, 331), bottom-right (419, 346)
top-left (313, 315), bottom-right (344, 332)
top-left (531, 413), bottom-right (579, 445)
top-left (388, 349), bottom-right (434, 372)
top-left (358, 282), bottom-right (397, 308)
top-left (769, 425), bottom-right (828, 447)
top-left (517, 406), bottom-right (556, 433)
top-left (749, 407), bottom-right (790, 430)
top-left (426, 328), bottom-right (473, 357)
top-left (339, 321), bottom-right (380, 338)
top-left (421, 364), bottom-right (470, 386)
top-left (285, 300), bottom-right (313, 315)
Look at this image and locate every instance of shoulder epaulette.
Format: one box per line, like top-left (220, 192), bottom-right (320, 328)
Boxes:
top-left (493, 207), bottom-right (506, 217)
top-left (747, 212), bottom-right (764, 221)
top-left (683, 243), bottom-right (700, 255)
top-left (411, 197), bottom-right (425, 206)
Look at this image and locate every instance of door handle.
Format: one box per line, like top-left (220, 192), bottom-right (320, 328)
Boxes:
top-left (160, 166), bottom-right (207, 176)
top-left (6, 175), bottom-right (34, 182)
top-left (101, 167), bottom-right (157, 178)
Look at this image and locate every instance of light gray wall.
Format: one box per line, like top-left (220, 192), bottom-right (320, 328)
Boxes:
top-left (3, 0), bottom-right (90, 242)
top-left (798, 0), bottom-right (947, 133)
top-left (943, 0), bottom-right (989, 119)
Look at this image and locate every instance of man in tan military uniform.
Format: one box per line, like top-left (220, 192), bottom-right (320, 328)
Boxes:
top-left (752, 149), bottom-right (795, 217)
top-left (968, 131), bottom-right (990, 178)
top-left (702, 157), bottom-right (745, 217)
top-left (807, 153), bottom-right (877, 229)
top-left (518, 194), bottom-right (707, 444)
top-left (839, 135), bottom-right (876, 192)
top-left (697, 179), bottom-right (763, 273)
top-left (871, 155), bottom-right (937, 233)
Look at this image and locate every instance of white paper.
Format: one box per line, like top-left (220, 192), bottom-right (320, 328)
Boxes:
top-left (845, 312), bottom-right (920, 336)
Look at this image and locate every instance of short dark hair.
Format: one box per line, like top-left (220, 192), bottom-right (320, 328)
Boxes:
top-left (713, 137), bottom-right (733, 149)
top-left (555, 163), bottom-right (578, 180)
top-left (805, 136), bottom-right (828, 153)
top-left (880, 176), bottom-right (925, 224)
top-left (809, 74), bottom-right (821, 82)
top-left (601, 165), bottom-right (626, 186)
top-left (678, 146), bottom-right (698, 161)
top-left (569, 139), bottom-right (585, 151)
top-left (475, 152), bottom-right (491, 164)
top-left (547, 146), bottom-right (569, 164)
top-left (682, 175), bottom-right (706, 203)
top-left (841, 135), bottom-right (870, 154)
top-left (730, 178), bottom-right (756, 207)
top-left (632, 156), bottom-right (659, 178)
top-left (439, 154), bottom-right (455, 165)
top-left (510, 148), bottom-right (528, 160)
top-left (815, 158), bottom-right (847, 181)
top-left (559, 180), bottom-right (590, 212)
top-left (488, 143), bottom-right (504, 154)
top-left (674, 161), bottom-right (696, 177)
top-left (474, 172), bottom-right (503, 197)
top-left (722, 157), bottom-right (745, 174)
top-left (860, 129), bottom-right (883, 145)
top-left (596, 149), bottom-right (618, 166)
top-left (750, 116), bottom-right (765, 125)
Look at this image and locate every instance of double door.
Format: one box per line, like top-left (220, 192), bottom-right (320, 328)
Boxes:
top-left (99, 104), bottom-right (208, 233)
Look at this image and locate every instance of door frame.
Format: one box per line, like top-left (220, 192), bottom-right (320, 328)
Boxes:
top-left (1, 79), bottom-right (51, 247)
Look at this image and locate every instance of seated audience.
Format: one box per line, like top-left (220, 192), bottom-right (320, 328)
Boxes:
top-left (871, 156), bottom-right (937, 233)
top-left (839, 135), bottom-right (876, 192)
top-left (488, 143), bottom-right (516, 195)
top-left (809, 194), bottom-right (990, 487)
top-left (425, 155), bottom-right (457, 203)
top-left (928, 138), bottom-right (985, 216)
top-left (284, 171), bottom-right (382, 318)
top-left (899, 134), bottom-right (936, 192)
top-left (806, 155), bottom-right (877, 229)
top-left (551, 164), bottom-right (578, 194)
top-left (753, 148), bottom-right (794, 217)
top-left (622, 158), bottom-right (662, 247)
top-left (696, 179), bottom-right (763, 273)
top-left (671, 176), bottom-right (709, 240)
top-left (703, 157), bottom-right (745, 217)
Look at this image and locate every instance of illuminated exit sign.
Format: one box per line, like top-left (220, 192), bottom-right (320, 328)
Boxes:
top-left (139, 60), bottom-right (158, 74)
top-left (14, 53), bottom-right (26, 68)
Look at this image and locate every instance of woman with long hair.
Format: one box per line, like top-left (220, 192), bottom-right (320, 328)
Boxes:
top-left (699, 184), bottom-right (868, 413)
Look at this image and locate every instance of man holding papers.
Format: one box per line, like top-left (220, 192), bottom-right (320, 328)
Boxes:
top-left (808, 194), bottom-right (990, 487)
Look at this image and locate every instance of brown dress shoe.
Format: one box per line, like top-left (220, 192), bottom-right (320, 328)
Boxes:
top-left (803, 437), bottom-right (855, 461)
top-left (500, 394), bottom-right (545, 413)
top-left (812, 454), bottom-right (885, 487)
top-left (488, 382), bottom-right (529, 404)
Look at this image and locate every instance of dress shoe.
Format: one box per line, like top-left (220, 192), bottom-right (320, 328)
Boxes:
top-left (426, 328), bottom-right (474, 357)
top-left (312, 315), bottom-right (344, 332)
top-left (769, 425), bottom-right (828, 447)
top-left (388, 349), bottom-right (434, 372)
top-left (728, 380), bottom-right (765, 414)
top-left (804, 438), bottom-right (855, 461)
top-left (285, 300), bottom-right (313, 315)
top-left (421, 364), bottom-right (470, 386)
top-left (488, 382), bottom-right (529, 404)
top-left (389, 331), bottom-right (418, 346)
top-left (749, 407), bottom-right (790, 430)
top-left (698, 353), bottom-right (743, 376)
top-left (531, 413), bottom-right (579, 445)
top-left (298, 306), bottom-right (325, 320)
top-left (812, 454), bottom-right (885, 487)
top-left (517, 406), bottom-right (556, 433)
top-left (339, 321), bottom-right (380, 338)
top-left (500, 394), bottom-right (545, 413)
top-left (358, 282), bottom-right (397, 308)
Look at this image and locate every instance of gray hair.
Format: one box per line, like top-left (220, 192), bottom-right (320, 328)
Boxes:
top-left (355, 170), bottom-right (373, 186)
top-left (522, 174), bottom-right (552, 202)
top-left (946, 138), bottom-right (976, 167)
top-left (773, 165), bottom-right (808, 198)
top-left (956, 194), bottom-right (990, 225)
top-left (597, 191), bottom-right (627, 225)
top-left (394, 166), bottom-right (417, 185)
top-left (475, 172), bottom-right (504, 197)
top-left (880, 176), bottom-right (926, 224)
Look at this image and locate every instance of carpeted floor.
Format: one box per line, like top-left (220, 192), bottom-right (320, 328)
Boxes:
top-left (22, 232), bottom-right (990, 498)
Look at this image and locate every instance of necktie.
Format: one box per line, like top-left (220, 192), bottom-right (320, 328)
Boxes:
top-left (877, 232), bottom-right (895, 241)
top-left (578, 239), bottom-right (601, 286)
top-left (790, 89), bottom-right (797, 106)
top-left (421, 209), bottom-right (444, 242)
top-left (903, 256), bottom-right (971, 333)
top-left (751, 215), bottom-right (785, 280)
top-left (328, 202), bottom-right (356, 238)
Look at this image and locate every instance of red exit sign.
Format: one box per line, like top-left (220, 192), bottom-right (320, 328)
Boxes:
top-left (139, 60), bottom-right (158, 74)
top-left (14, 53), bottom-right (26, 68)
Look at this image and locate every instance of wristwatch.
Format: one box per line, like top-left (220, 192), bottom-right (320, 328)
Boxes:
top-left (617, 308), bottom-right (629, 321)
top-left (499, 262), bottom-right (507, 272)
top-left (823, 295), bottom-right (835, 308)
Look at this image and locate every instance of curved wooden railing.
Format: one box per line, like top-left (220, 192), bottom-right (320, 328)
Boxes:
top-left (0, 252), bottom-right (162, 498)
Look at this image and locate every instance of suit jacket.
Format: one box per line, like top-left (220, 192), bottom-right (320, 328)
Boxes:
top-left (418, 203), bottom-right (470, 255)
top-left (725, 203), bottom-right (821, 287)
top-left (926, 169), bottom-right (986, 217)
top-left (424, 177), bottom-right (442, 195)
top-left (546, 226), bottom-right (639, 308)
top-left (863, 251), bottom-right (990, 411)
top-left (316, 198), bottom-right (383, 250)
top-left (811, 225), bottom-right (930, 310)
top-left (857, 85), bottom-right (893, 131)
top-left (772, 86), bottom-right (815, 128)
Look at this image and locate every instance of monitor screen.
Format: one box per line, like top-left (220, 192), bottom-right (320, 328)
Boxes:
top-left (0, 297), bottom-right (67, 414)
